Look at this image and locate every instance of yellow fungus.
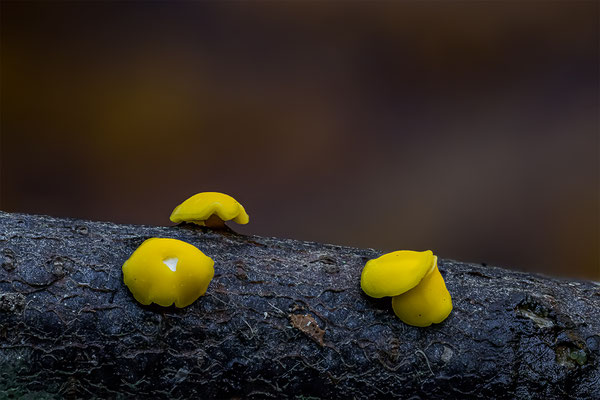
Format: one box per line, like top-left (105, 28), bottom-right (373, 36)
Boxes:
top-left (122, 238), bottom-right (214, 308)
top-left (170, 192), bottom-right (249, 228)
top-left (360, 250), bottom-right (452, 327)
top-left (360, 250), bottom-right (434, 298)
top-left (391, 257), bottom-right (453, 327)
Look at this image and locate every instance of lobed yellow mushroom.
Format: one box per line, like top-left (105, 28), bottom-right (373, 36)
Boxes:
top-left (122, 238), bottom-right (214, 308)
top-left (170, 192), bottom-right (249, 228)
top-left (360, 250), bottom-right (452, 327)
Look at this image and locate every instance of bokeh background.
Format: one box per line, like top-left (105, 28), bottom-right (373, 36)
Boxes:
top-left (1, 2), bottom-right (598, 279)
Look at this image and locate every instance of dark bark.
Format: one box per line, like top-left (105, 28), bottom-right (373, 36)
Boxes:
top-left (0, 211), bottom-right (598, 399)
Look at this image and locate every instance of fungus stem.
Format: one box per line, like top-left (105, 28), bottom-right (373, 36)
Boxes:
top-left (204, 214), bottom-right (227, 229)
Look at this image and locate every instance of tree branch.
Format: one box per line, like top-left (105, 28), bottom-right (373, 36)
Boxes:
top-left (0, 211), bottom-right (598, 399)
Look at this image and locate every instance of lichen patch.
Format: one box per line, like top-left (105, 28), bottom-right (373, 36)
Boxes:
top-left (516, 296), bottom-right (555, 329)
top-left (516, 308), bottom-right (555, 329)
top-left (556, 345), bottom-right (588, 368)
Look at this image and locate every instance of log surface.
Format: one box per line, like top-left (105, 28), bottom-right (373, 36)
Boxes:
top-left (0, 211), bottom-right (598, 399)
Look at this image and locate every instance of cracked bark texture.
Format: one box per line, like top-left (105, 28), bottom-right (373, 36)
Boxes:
top-left (0, 211), bottom-right (599, 399)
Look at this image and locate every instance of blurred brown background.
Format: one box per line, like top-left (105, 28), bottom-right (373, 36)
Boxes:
top-left (1, 2), bottom-right (598, 279)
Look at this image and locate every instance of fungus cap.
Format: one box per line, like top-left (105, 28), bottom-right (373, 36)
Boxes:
top-left (170, 192), bottom-right (249, 226)
top-left (391, 257), bottom-right (453, 327)
top-left (360, 250), bottom-right (434, 298)
top-left (122, 238), bottom-right (214, 308)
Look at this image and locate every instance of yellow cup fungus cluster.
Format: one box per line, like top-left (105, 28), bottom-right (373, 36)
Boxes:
top-left (361, 250), bottom-right (452, 327)
top-left (170, 192), bottom-right (249, 228)
top-left (122, 191), bottom-right (453, 331)
top-left (122, 192), bottom-right (249, 308)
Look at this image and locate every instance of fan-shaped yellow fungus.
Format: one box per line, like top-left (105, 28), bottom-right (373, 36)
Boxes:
top-left (391, 256), bottom-right (452, 327)
top-left (122, 238), bottom-right (214, 308)
top-left (360, 250), bottom-right (452, 327)
top-left (361, 250), bottom-right (434, 298)
top-left (170, 192), bottom-right (249, 228)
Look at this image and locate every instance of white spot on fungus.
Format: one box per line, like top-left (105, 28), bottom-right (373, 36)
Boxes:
top-left (163, 257), bottom-right (179, 272)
